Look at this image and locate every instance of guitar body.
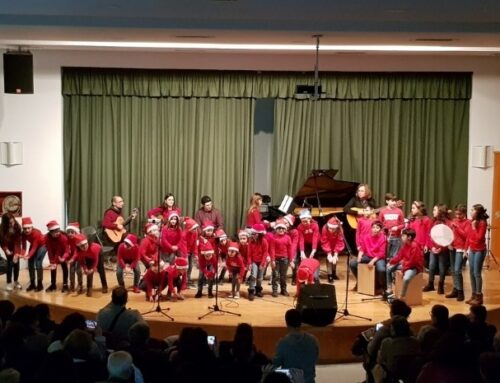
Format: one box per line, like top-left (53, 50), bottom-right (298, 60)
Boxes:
top-left (105, 216), bottom-right (127, 243)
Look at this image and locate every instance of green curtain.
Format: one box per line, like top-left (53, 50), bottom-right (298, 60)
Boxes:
top-left (64, 95), bottom-right (254, 236)
top-left (272, 98), bottom-right (469, 211)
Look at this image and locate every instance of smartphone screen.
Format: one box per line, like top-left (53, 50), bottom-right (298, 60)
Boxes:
top-left (85, 319), bottom-right (97, 329)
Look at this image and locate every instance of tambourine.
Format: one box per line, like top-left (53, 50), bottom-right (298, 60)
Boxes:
top-left (430, 223), bottom-right (454, 247)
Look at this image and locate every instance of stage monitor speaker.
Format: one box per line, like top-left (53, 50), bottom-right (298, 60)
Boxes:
top-left (3, 51), bottom-right (34, 94)
top-left (296, 283), bottom-right (337, 326)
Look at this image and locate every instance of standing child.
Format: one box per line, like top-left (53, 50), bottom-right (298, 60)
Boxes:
top-left (407, 201), bottom-right (432, 252)
top-left (0, 213), bottom-right (23, 291)
top-left (378, 193), bottom-right (405, 260)
top-left (139, 223), bottom-right (160, 270)
top-left (181, 217), bottom-right (199, 288)
top-left (297, 210), bottom-right (320, 261)
top-left (66, 222), bottom-right (84, 294)
top-left (320, 216), bottom-right (345, 283)
top-left (44, 220), bottom-right (70, 293)
top-left (247, 223), bottom-right (269, 301)
top-left (446, 204), bottom-right (471, 302)
top-left (215, 229), bottom-right (229, 285)
top-left (21, 217), bottom-right (46, 291)
top-left (226, 242), bottom-right (246, 299)
top-left (75, 234), bottom-right (101, 297)
top-left (195, 241), bottom-right (217, 298)
top-left (160, 211), bottom-right (184, 264)
top-left (238, 229), bottom-right (251, 282)
top-left (385, 228), bottom-right (424, 300)
top-left (270, 219), bottom-right (294, 297)
top-left (116, 233), bottom-right (141, 293)
top-left (465, 204), bottom-right (489, 305)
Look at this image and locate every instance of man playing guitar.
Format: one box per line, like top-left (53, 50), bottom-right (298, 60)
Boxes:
top-left (102, 196), bottom-right (138, 245)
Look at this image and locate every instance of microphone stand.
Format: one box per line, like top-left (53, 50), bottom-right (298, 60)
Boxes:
top-left (485, 223), bottom-right (499, 271)
top-left (199, 249), bottom-right (241, 320)
top-left (142, 221), bottom-right (174, 321)
top-left (335, 224), bottom-right (371, 322)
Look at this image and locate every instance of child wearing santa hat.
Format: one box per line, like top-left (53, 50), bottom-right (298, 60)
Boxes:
top-left (247, 223), bottom-right (269, 300)
top-left (21, 217), bottom-right (47, 291)
top-left (195, 242), bottom-right (217, 298)
top-left (44, 220), bottom-right (70, 293)
top-left (75, 234), bottom-right (108, 297)
top-left (270, 219), bottom-right (294, 297)
top-left (116, 234), bottom-right (141, 293)
top-left (160, 211), bottom-right (184, 264)
top-left (181, 217), bottom-right (199, 288)
top-left (215, 229), bottom-right (229, 285)
top-left (166, 257), bottom-right (189, 300)
top-left (66, 222), bottom-right (83, 293)
top-left (225, 242), bottom-right (246, 299)
top-left (295, 257), bottom-right (320, 298)
top-left (320, 217), bottom-right (345, 283)
top-left (139, 223), bottom-right (160, 269)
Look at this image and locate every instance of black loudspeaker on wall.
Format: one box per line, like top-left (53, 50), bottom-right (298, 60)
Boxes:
top-left (3, 51), bottom-right (34, 94)
top-left (296, 283), bottom-right (337, 327)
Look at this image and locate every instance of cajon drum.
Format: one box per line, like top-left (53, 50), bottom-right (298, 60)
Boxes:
top-left (394, 271), bottom-right (423, 306)
top-left (358, 263), bottom-right (376, 296)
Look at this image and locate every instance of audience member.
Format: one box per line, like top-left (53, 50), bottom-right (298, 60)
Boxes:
top-left (103, 350), bottom-right (143, 383)
top-left (417, 304), bottom-right (449, 355)
top-left (0, 368), bottom-right (20, 383)
top-left (36, 349), bottom-right (77, 383)
top-left (0, 299), bottom-right (15, 331)
top-left (34, 303), bottom-right (57, 335)
top-left (468, 304), bottom-right (497, 354)
top-left (273, 309), bottom-right (319, 383)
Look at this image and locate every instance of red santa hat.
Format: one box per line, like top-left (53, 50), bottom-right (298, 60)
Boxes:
top-left (274, 219), bottom-right (287, 230)
top-left (75, 234), bottom-right (88, 247)
top-left (46, 220), bottom-right (60, 231)
top-left (327, 217), bottom-right (341, 229)
top-left (227, 242), bottom-right (240, 253)
top-left (124, 233), bottom-right (138, 247)
top-left (297, 267), bottom-right (311, 283)
top-left (184, 217), bottom-right (199, 231)
top-left (252, 223), bottom-right (266, 235)
top-left (299, 209), bottom-right (312, 220)
top-left (238, 229), bottom-right (250, 239)
top-left (284, 214), bottom-right (295, 226)
top-left (167, 211), bottom-right (179, 221)
top-left (199, 241), bottom-right (214, 254)
top-left (174, 257), bottom-right (189, 270)
top-left (22, 217), bottom-right (33, 228)
top-left (215, 229), bottom-right (227, 239)
top-left (145, 223), bottom-right (158, 234)
top-left (66, 222), bottom-right (80, 233)
top-left (202, 221), bottom-right (215, 232)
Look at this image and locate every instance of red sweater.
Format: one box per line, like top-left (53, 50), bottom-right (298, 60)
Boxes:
top-left (389, 241), bottom-right (424, 273)
top-left (248, 238), bottom-right (269, 267)
top-left (102, 207), bottom-right (122, 230)
top-left (198, 254), bottom-right (218, 278)
top-left (160, 226), bottom-right (184, 255)
top-left (270, 233), bottom-right (293, 262)
top-left (408, 216), bottom-right (432, 248)
top-left (77, 243), bottom-right (101, 272)
top-left (466, 220), bottom-right (487, 251)
top-left (246, 208), bottom-right (263, 227)
top-left (117, 243), bottom-right (140, 269)
top-left (166, 265), bottom-right (187, 293)
top-left (379, 207), bottom-right (405, 237)
top-left (139, 235), bottom-right (159, 265)
top-left (45, 233), bottom-right (70, 263)
top-left (359, 232), bottom-right (387, 260)
top-left (182, 229), bottom-right (198, 255)
top-left (451, 218), bottom-right (471, 250)
top-left (297, 221), bottom-right (320, 251)
top-left (226, 254), bottom-right (246, 279)
top-left (356, 216), bottom-right (375, 249)
top-left (320, 226), bottom-right (345, 254)
top-left (22, 228), bottom-right (46, 259)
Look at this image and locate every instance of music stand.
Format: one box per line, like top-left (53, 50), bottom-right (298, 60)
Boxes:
top-left (142, 221), bottom-right (174, 321)
top-left (198, 252), bottom-right (241, 320)
top-left (335, 224), bottom-right (371, 322)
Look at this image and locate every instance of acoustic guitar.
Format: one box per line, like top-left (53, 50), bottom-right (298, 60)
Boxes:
top-left (105, 208), bottom-right (139, 243)
top-left (346, 200), bottom-right (404, 229)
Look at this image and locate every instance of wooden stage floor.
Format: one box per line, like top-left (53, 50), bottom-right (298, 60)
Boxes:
top-left (3, 257), bottom-right (500, 363)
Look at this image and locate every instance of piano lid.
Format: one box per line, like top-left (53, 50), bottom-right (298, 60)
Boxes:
top-left (293, 169), bottom-right (359, 210)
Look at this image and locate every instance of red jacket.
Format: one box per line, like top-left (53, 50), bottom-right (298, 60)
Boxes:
top-left (102, 207), bottom-right (122, 230)
top-left (270, 233), bottom-right (293, 262)
top-left (226, 254), bottom-right (246, 279)
top-left (451, 217), bottom-right (471, 250)
top-left (248, 237), bottom-right (269, 267)
top-left (359, 232), bottom-right (387, 260)
top-left (139, 235), bottom-right (159, 266)
top-left (297, 221), bottom-right (320, 251)
top-left (379, 207), bottom-right (405, 237)
top-left (77, 243), bottom-right (101, 272)
top-left (466, 220), bottom-right (487, 251)
top-left (166, 265), bottom-right (187, 293)
top-left (198, 254), bottom-right (218, 278)
top-left (320, 226), bottom-right (345, 254)
top-left (160, 226), bottom-right (184, 255)
top-left (45, 232), bottom-right (70, 264)
top-left (22, 228), bottom-right (46, 259)
top-left (408, 216), bottom-right (432, 249)
top-left (117, 243), bottom-right (140, 269)
top-left (389, 240), bottom-right (424, 273)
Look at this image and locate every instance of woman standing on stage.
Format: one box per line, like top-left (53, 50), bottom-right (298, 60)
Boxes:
top-left (465, 204), bottom-right (489, 305)
top-left (147, 193), bottom-right (181, 224)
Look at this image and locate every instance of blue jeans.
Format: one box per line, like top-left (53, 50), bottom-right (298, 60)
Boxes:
top-left (249, 262), bottom-right (264, 292)
top-left (387, 237), bottom-right (402, 261)
top-left (350, 255), bottom-right (386, 289)
top-left (450, 249), bottom-right (464, 290)
top-left (28, 246), bottom-right (47, 284)
top-left (428, 251), bottom-right (448, 284)
top-left (116, 264), bottom-right (141, 287)
top-left (272, 258), bottom-right (289, 293)
top-left (469, 250), bottom-right (486, 294)
top-left (386, 266), bottom-right (418, 297)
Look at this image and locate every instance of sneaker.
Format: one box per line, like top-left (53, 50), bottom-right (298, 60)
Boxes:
top-left (332, 273), bottom-right (340, 280)
top-left (177, 293), bottom-right (185, 300)
top-left (5, 283), bottom-right (13, 291)
top-left (234, 292), bottom-right (240, 299)
top-left (36, 283), bottom-right (44, 292)
top-left (14, 282), bottom-right (22, 290)
top-left (248, 293), bottom-right (255, 301)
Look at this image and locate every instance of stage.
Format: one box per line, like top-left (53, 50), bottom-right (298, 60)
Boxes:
top-left (3, 258), bottom-right (500, 363)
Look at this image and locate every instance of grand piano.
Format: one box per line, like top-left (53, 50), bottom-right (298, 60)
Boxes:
top-left (266, 169), bottom-right (359, 225)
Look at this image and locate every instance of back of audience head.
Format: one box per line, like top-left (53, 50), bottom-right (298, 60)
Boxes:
top-left (285, 309), bottom-right (302, 329)
top-left (431, 304), bottom-right (449, 331)
top-left (34, 303), bottom-right (51, 321)
top-left (232, 323), bottom-right (254, 361)
top-left (390, 299), bottom-right (412, 319)
top-left (0, 300), bottom-right (15, 328)
top-left (128, 322), bottom-right (150, 347)
top-left (469, 304), bottom-right (487, 323)
top-left (448, 313), bottom-right (470, 337)
top-left (54, 312), bottom-right (86, 342)
top-left (63, 329), bottom-right (92, 359)
top-left (112, 286), bottom-right (128, 306)
top-left (177, 327), bottom-right (212, 361)
top-left (37, 349), bottom-right (76, 383)
top-left (107, 351), bottom-right (133, 380)
top-left (390, 315), bottom-right (411, 337)
top-left (0, 368), bottom-right (21, 383)
top-left (11, 305), bottom-right (38, 330)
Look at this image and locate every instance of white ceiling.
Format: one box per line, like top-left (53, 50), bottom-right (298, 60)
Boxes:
top-left (1, 0), bottom-right (500, 53)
